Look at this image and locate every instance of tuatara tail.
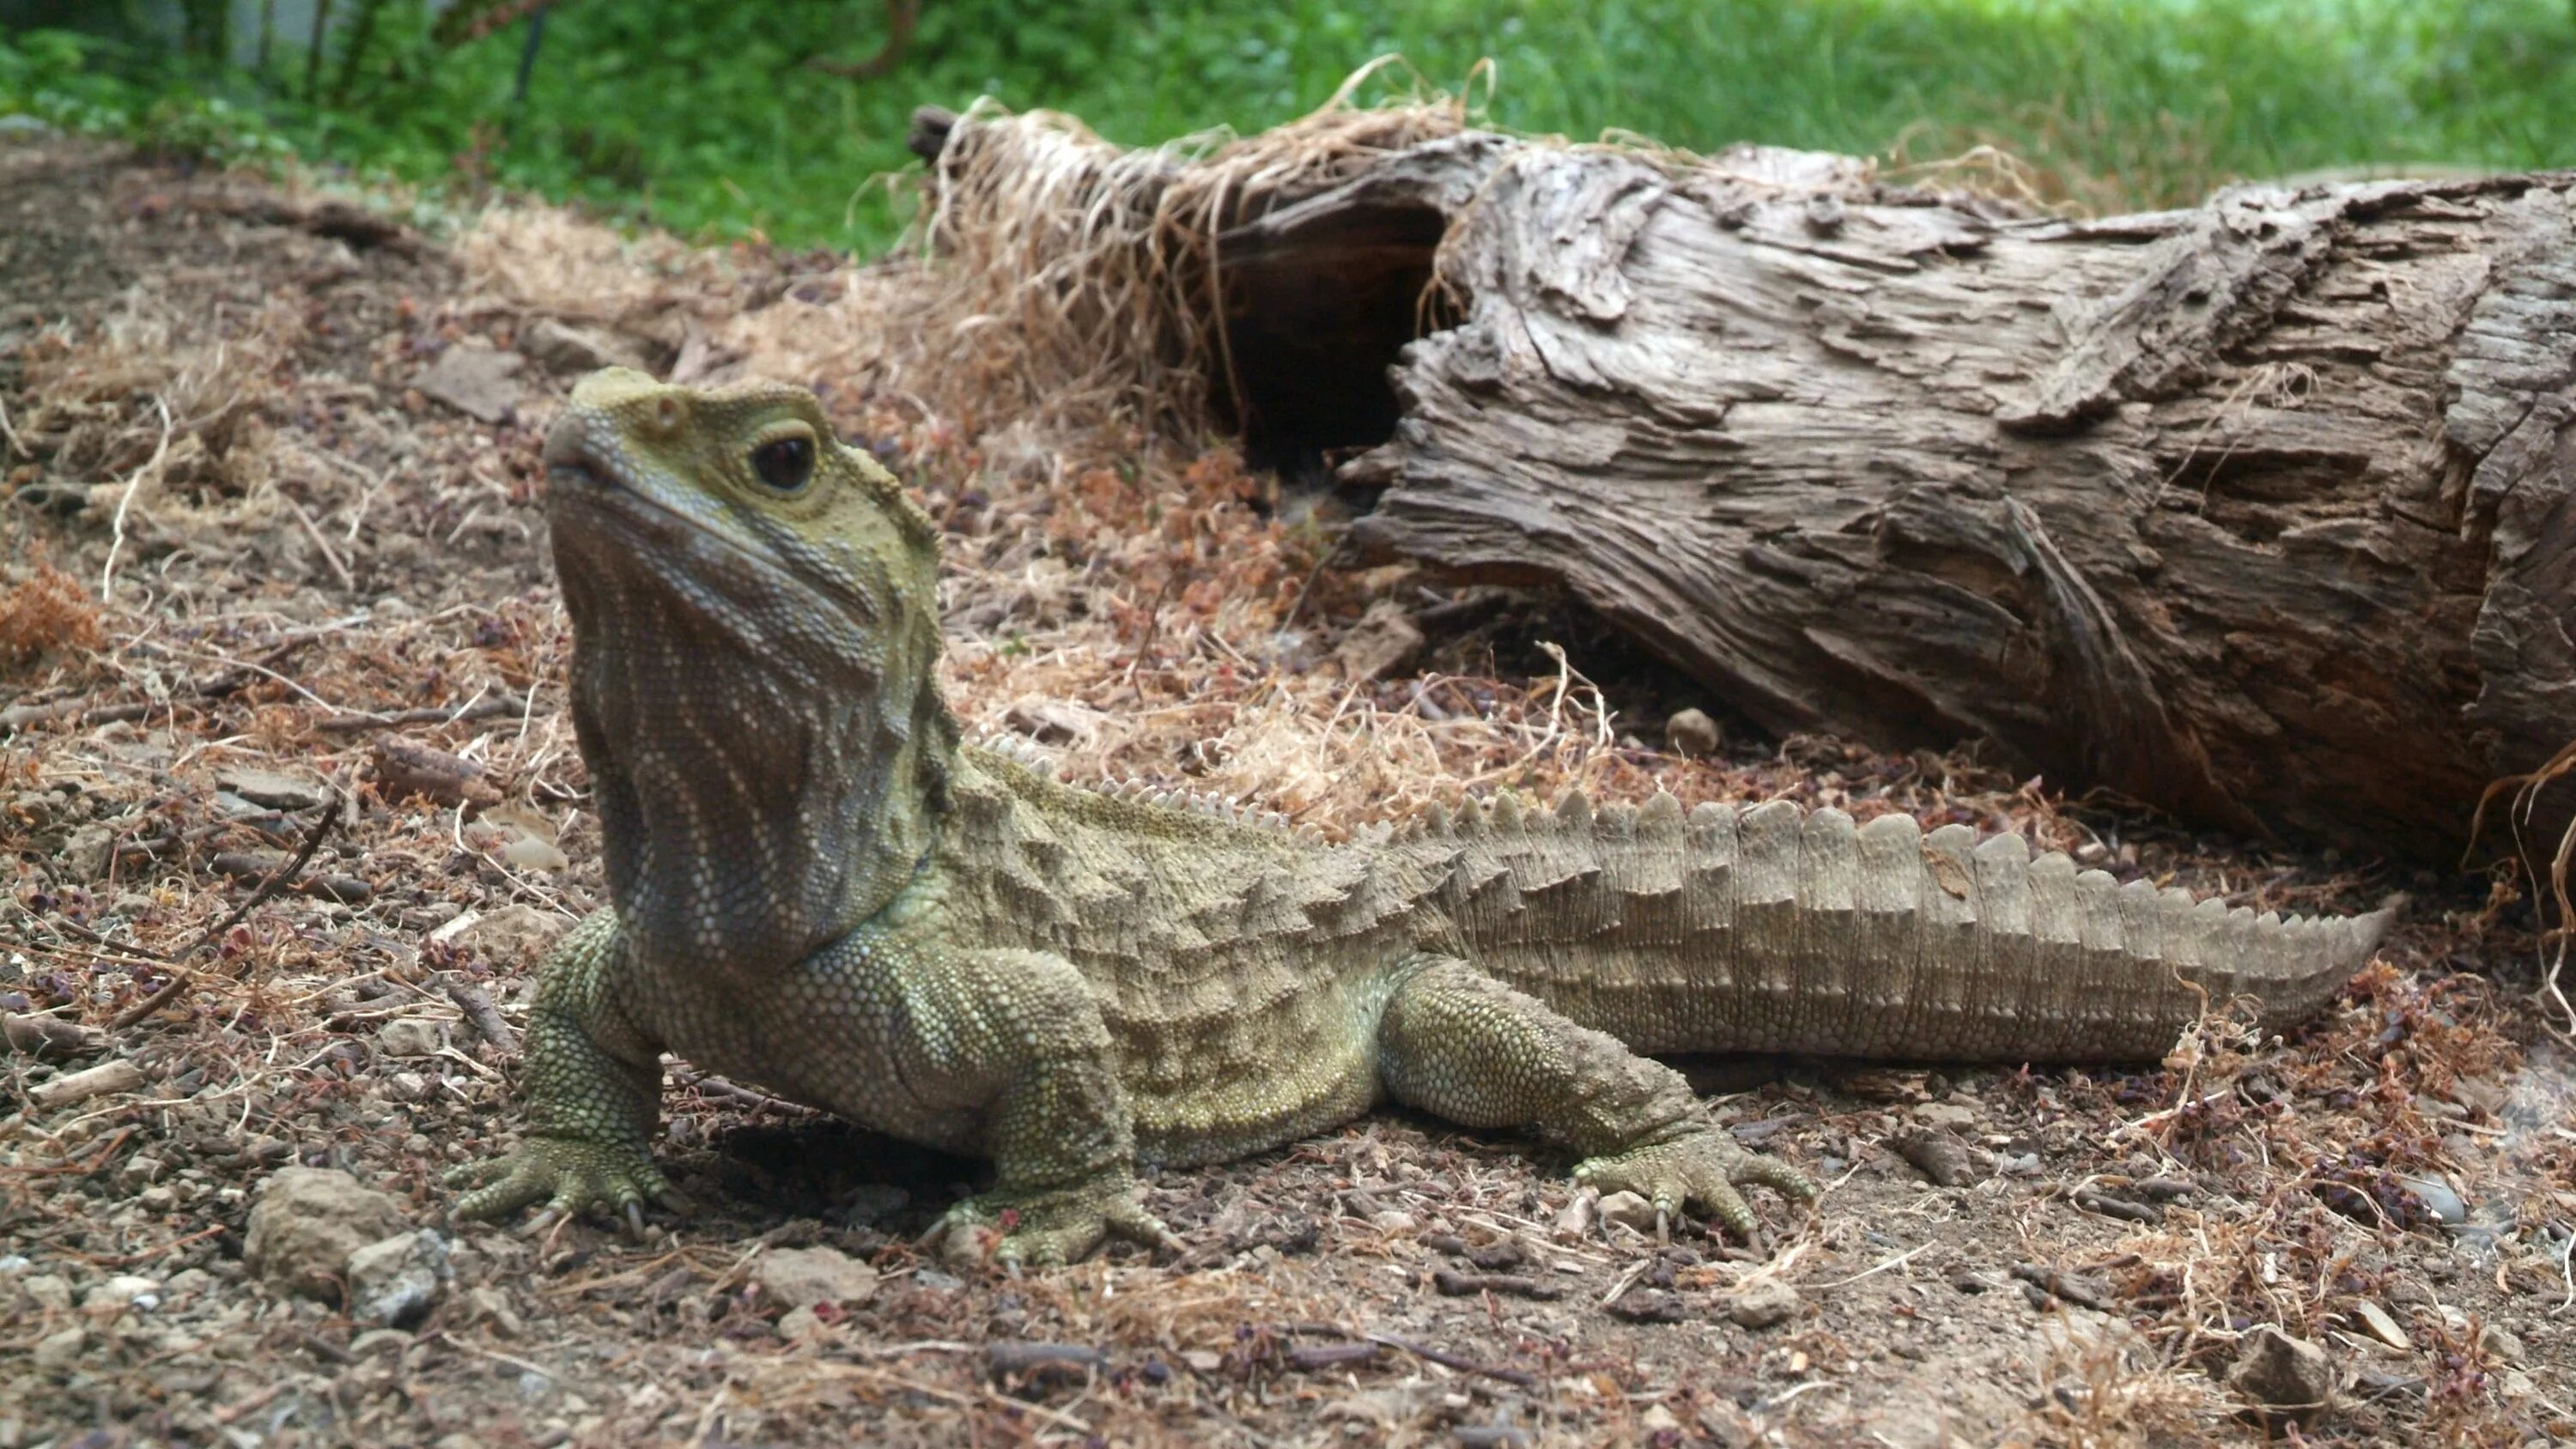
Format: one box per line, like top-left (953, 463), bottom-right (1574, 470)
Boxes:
top-left (1409, 792), bottom-right (2398, 1063)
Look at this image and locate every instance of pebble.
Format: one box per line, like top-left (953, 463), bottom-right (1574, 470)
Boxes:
top-left (1597, 1191), bottom-right (1658, 1234)
top-left (243, 1167), bottom-right (412, 1303)
top-left (776, 1304), bottom-right (830, 1341)
top-left (214, 767), bottom-right (331, 811)
top-left (32, 1327), bottom-right (86, 1373)
top-left (348, 1229), bottom-right (452, 1329)
top-left (82, 1275), bottom-right (161, 1315)
top-left (2350, 1299), bottom-right (2409, 1349)
top-left (377, 1018), bottom-right (447, 1058)
top-left (1722, 1278), bottom-right (1800, 1330)
top-left (1665, 709), bottom-right (1723, 759)
top-left (2229, 1326), bottom-right (2332, 1421)
top-left (21, 1274), bottom-right (73, 1311)
top-left (2397, 1175), bottom-right (2467, 1225)
top-left (754, 1245), bottom-right (880, 1312)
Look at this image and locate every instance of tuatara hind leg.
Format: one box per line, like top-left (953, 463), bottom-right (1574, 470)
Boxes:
top-left (1376, 955), bottom-right (1815, 1239)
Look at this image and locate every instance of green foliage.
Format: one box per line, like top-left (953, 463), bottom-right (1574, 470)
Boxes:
top-left (1, 28), bottom-right (292, 164)
top-left (5, 0), bottom-right (2573, 252)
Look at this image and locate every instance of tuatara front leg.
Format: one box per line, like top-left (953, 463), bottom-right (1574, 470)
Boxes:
top-left (1378, 956), bottom-right (1815, 1240)
top-left (449, 910), bottom-right (683, 1234)
top-left (827, 937), bottom-right (1178, 1267)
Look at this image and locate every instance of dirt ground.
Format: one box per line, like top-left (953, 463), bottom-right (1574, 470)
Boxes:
top-left (2, 134), bottom-right (2573, 1448)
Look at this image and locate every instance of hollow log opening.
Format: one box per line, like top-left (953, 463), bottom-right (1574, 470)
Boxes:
top-left (1215, 202), bottom-right (1446, 469)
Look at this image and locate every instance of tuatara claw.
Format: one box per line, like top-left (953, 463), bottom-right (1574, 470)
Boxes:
top-left (1573, 1125), bottom-right (1815, 1242)
top-left (926, 1173), bottom-right (1177, 1268)
top-left (447, 1135), bottom-right (683, 1233)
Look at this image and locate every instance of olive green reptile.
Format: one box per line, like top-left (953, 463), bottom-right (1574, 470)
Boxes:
top-left (450, 369), bottom-right (2397, 1264)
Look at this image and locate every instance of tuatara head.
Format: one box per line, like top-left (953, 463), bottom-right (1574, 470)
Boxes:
top-left (542, 369), bottom-right (956, 973)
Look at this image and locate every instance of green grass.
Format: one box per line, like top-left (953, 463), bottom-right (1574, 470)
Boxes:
top-left (7, 0), bottom-right (2574, 253)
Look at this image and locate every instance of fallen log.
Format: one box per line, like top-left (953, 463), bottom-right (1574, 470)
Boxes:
top-left (914, 106), bottom-right (2576, 860)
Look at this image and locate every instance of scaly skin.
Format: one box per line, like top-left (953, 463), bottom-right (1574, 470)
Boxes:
top-left (452, 369), bottom-right (2397, 1263)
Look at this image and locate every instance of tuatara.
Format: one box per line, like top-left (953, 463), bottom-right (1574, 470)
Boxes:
top-left (453, 368), bottom-right (2395, 1263)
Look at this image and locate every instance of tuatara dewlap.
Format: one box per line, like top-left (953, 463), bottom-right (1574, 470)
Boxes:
top-left (451, 368), bottom-right (2397, 1264)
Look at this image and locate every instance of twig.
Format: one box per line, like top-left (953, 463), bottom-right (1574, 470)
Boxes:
top-left (442, 979), bottom-right (519, 1053)
top-left (311, 694), bottom-right (525, 733)
top-left (109, 792), bottom-right (340, 1030)
top-left (100, 395), bottom-right (173, 603)
top-left (1363, 1333), bottom-right (1537, 1387)
top-left (283, 492), bottom-right (357, 592)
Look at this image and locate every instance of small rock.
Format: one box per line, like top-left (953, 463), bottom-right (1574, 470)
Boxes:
top-left (215, 767), bottom-right (331, 812)
top-left (1723, 1277), bottom-right (1800, 1330)
top-left (754, 1245), bottom-right (879, 1312)
top-left (2229, 1325), bottom-right (2332, 1421)
top-left (1597, 1191), bottom-right (1658, 1235)
top-left (2397, 1175), bottom-right (2467, 1225)
top-left (1552, 1188), bottom-right (1599, 1241)
top-left (1912, 1100), bottom-right (1978, 1131)
top-left (82, 1274), bottom-right (161, 1314)
top-left (2350, 1299), bottom-right (2409, 1349)
top-left (414, 343), bottom-right (526, 422)
top-left (1332, 600), bottom-right (1425, 682)
top-left (137, 1184), bottom-right (179, 1213)
top-left (378, 1018), bottom-right (447, 1058)
top-left (2478, 1325), bottom-right (2526, 1365)
top-left (32, 1326), bottom-right (85, 1373)
top-left (469, 1284), bottom-right (526, 1337)
top-left (118, 1154), bottom-right (167, 1188)
top-left (243, 1167), bottom-right (410, 1303)
top-left (1665, 709), bottom-right (1723, 759)
top-left (520, 318), bottom-right (651, 376)
top-left (1606, 1288), bottom-right (1686, 1324)
top-left (446, 904), bottom-right (568, 970)
top-left (777, 1304), bottom-right (829, 1341)
top-left (21, 1274), bottom-right (73, 1310)
top-left (60, 822), bottom-right (116, 879)
top-left (348, 1229), bottom-right (451, 1329)
top-left (1370, 1209), bottom-right (1419, 1234)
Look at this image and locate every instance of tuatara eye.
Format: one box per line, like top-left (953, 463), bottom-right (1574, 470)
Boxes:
top-left (750, 435), bottom-right (815, 494)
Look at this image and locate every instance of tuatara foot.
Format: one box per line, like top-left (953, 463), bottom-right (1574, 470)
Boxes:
top-left (1573, 1125), bottom-right (1816, 1242)
top-left (927, 1172), bottom-right (1180, 1268)
top-left (447, 1135), bottom-right (689, 1237)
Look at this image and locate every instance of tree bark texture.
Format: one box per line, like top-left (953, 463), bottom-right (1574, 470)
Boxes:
top-left (921, 109), bottom-right (2576, 860)
top-left (1224, 142), bottom-right (2576, 861)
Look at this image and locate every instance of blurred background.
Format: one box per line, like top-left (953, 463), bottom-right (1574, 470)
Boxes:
top-left (3, 0), bottom-right (2572, 253)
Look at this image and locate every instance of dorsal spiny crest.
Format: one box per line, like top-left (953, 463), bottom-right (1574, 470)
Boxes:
top-left (1554, 791), bottom-right (1592, 834)
top-left (1596, 800), bottom-right (1636, 840)
top-left (1639, 791), bottom-right (1685, 837)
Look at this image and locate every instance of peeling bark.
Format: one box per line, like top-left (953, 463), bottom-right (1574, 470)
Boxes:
top-left (917, 107), bottom-right (2575, 859)
top-left (1229, 142), bottom-right (2575, 859)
